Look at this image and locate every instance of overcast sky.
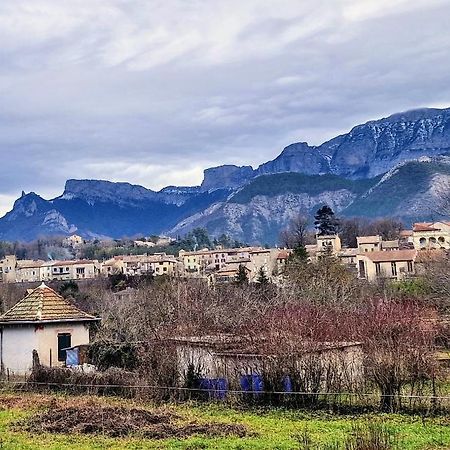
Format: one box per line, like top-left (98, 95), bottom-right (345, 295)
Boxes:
top-left (0, 0), bottom-right (450, 215)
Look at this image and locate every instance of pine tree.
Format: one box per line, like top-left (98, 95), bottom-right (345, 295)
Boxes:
top-left (256, 267), bottom-right (270, 285)
top-left (314, 205), bottom-right (339, 236)
top-left (235, 264), bottom-right (249, 284)
top-left (291, 244), bottom-right (309, 264)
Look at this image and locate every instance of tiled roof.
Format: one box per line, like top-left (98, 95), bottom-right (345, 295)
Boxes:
top-left (357, 235), bottom-right (382, 244)
top-left (363, 249), bottom-right (417, 263)
top-left (381, 240), bottom-right (400, 249)
top-left (277, 250), bottom-right (291, 259)
top-left (413, 222), bottom-right (438, 232)
top-left (41, 260), bottom-right (96, 267)
top-left (0, 283), bottom-right (99, 324)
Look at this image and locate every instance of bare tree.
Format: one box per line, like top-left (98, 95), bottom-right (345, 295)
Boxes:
top-left (279, 214), bottom-right (312, 248)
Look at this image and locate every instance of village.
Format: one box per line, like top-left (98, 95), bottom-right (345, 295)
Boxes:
top-left (0, 220), bottom-right (449, 285)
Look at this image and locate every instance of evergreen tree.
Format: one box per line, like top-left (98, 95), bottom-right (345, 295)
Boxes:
top-left (314, 205), bottom-right (339, 236)
top-left (290, 244), bottom-right (309, 264)
top-left (256, 267), bottom-right (270, 285)
top-left (235, 264), bottom-right (249, 284)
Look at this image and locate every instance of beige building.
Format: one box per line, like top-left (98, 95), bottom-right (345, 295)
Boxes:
top-left (357, 236), bottom-right (400, 253)
top-left (207, 247), bottom-right (280, 283)
top-left (40, 260), bottom-right (100, 281)
top-left (412, 222), bottom-right (450, 250)
top-left (103, 253), bottom-right (179, 277)
top-left (356, 249), bottom-right (417, 282)
top-left (179, 247), bottom-right (258, 276)
top-left (0, 256), bottom-right (100, 283)
top-left (357, 235), bottom-right (382, 253)
top-left (315, 235), bottom-right (342, 258)
top-left (0, 283), bottom-right (99, 375)
top-left (63, 234), bottom-right (84, 248)
top-left (0, 256), bottom-right (45, 283)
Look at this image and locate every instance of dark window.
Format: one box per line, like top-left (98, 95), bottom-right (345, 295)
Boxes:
top-left (58, 333), bottom-right (71, 362)
top-left (375, 262), bottom-right (381, 276)
top-left (391, 262), bottom-right (397, 277)
top-left (407, 261), bottom-right (413, 272)
top-left (358, 260), bottom-right (366, 278)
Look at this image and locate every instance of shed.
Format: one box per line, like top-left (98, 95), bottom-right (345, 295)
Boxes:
top-left (169, 334), bottom-right (364, 392)
top-left (0, 283), bottom-right (100, 376)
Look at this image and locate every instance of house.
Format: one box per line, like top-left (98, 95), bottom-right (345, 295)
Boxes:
top-left (212, 262), bottom-right (251, 284)
top-left (101, 256), bottom-right (124, 276)
top-left (112, 253), bottom-right (179, 277)
top-left (63, 234), bottom-right (84, 248)
top-left (170, 334), bottom-right (363, 392)
top-left (381, 240), bottom-right (400, 251)
top-left (357, 235), bottom-right (382, 253)
top-left (356, 249), bottom-right (417, 282)
top-left (0, 283), bottom-right (100, 376)
top-left (337, 248), bottom-right (358, 269)
top-left (40, 260), bottom-right (100, 281)
top-left (275, 250), bottom-right (292, 275)
top-left (15, 260), bottom-right (45, 283)
top-left (412, 222), bottom-right (450, 250)
top-left (0, 256), bottom-right (45, 283)
top-left (315, 235), bottom-right (342, 257)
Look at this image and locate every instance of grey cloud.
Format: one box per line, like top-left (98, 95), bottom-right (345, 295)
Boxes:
top-left (0, 0), bottom-right (449, 215)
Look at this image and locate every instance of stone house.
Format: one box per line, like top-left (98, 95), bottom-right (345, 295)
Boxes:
top-left (0, 283), bottom-right (99, 376)
top-left (356, 249), bottom-right (417, 282)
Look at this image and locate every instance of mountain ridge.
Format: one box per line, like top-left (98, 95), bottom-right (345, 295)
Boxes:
top-left (2, 106), bottom-right (450, 243)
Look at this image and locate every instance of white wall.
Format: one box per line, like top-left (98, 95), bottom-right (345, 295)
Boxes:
top-left (1, 326), bottom-right (38, 376)
top-left (1, 322), bottom-right (92, 376)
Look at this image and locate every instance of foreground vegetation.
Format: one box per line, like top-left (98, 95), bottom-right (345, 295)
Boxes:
top-left (0, 392), bottom-right (450, 449)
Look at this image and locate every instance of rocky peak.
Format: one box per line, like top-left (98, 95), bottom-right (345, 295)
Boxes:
top-left (201, 165), bottom-right (254, 191)
top-left (256, 142), bottom-right (329, 176)
top-left (62, 179), bottom-right (157, 204)
top-left (321, 107), bottom-right (450, 178)
top-left (8, 192), bottom-right (48, 220)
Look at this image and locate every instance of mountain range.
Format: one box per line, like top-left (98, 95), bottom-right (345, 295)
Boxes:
top-left (2, 107), bottom-right (450, 244)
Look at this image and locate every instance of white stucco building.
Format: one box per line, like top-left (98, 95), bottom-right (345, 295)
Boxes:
top-left (0, 283), bottom-right (100, 376)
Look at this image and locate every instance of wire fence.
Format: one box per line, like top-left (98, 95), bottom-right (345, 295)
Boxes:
top-left (1, 379), bottom-right (449, 415)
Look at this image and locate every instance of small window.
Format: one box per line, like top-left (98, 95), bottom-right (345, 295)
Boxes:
top-left (57, 333), bottom-right (71, 362)
top-left (391, 262), bottom-right (397, 277)
top-left (375, 262), bottom-right (381, 276)
top-left (407, 261), bottom-right (413, 272)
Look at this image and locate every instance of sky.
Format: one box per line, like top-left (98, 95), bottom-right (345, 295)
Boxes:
top-left (0, 0), bottom-right (450, 215)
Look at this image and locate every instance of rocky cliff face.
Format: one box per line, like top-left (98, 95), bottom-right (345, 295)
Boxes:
top-left (201, 165), bottom-right (254, 191)
top-left (197, 107), bottom-right (450, 190)
top-left (1, 107), bottom-right (450, 242)
top-left (256, 142), bottom-right (329, 176)
top-left (323, 108), bottom-right (450, 178)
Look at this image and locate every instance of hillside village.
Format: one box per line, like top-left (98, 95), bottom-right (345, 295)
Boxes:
top-left (1, 220), bottom-right (449, 285)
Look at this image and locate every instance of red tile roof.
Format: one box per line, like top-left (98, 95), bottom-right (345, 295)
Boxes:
top-left (413, 222), bottom-right (439, 232)
top-left (363, 249), bottom-right (417, 263)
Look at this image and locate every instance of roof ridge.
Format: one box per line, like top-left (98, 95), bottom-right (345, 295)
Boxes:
top-left (0, 283), bottom-right (99, 323)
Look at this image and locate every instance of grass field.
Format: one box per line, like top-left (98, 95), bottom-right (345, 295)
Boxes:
top-left (0, 392), bottom-right (450, 449)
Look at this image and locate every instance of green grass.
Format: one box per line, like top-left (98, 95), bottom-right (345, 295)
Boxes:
top-left (1, 393), bottom-right (450, 449)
